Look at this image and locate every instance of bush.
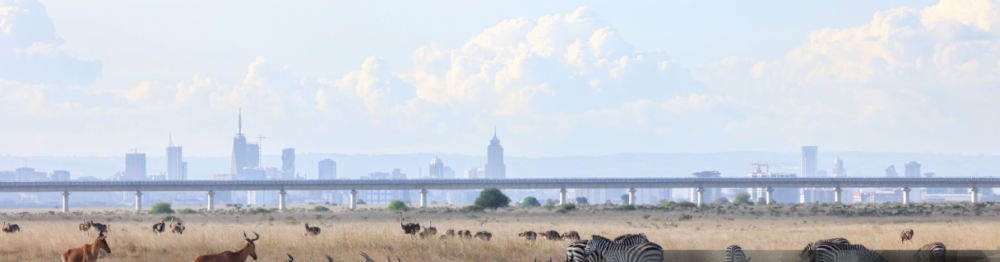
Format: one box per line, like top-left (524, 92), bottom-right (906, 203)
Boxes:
top-left (462, 205), bottom-right (485, 212)
top-left (661, 201), bottom-right (677, 207)
top-left (148, 202), bottom-right (174, 214)
top-left (616, 205), bottom-right (637, 211)
top-left (713, 197), bottom-right (730, 205)
top-left (522, 197), bottom-right (541, 208)
top-left (557, 203), bottom-right (577, 213)
top-left (387, 200), bottom-right (409, 212)
top-left (676, 201), bottom-right (697, 208)
top-left (575, 197), bottom-right (588, 205)
top-left (474, 188), bottom-right (511, 209)
top-left (733, 192), bottom-right (753, 205)
top-left (248, 207), bottom-right (272, 214)
top-left (543, 203), bottom-right (555, 210)
top-left (679, 213), bottom-right (693, 221)
top-left (178, 208), bottom-right (196, 214)
top-left (621, 194), bottom-right (629, 203)
top-left (311, 206), bottom-right (330, 212)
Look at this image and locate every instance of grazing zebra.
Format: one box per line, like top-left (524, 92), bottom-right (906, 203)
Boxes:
top-left (901, 229), bottom-right (915, 244)
top-left (725, 245), bottom-right (751, 262)
top-left (304, 223), bottom-right (321, 235)
top-left (566, 240), bottom-right (590, 262)
top-left (520, 231), bottom-right (538, 241)
top-left (474, 231), bottom-right (493, 241)
top-left (810, 243), bottom-right (887, 262)
top-left (562, 231), bottom-right (581, 241)
top-left (612, 233), bottom-right (649, 246)
top-left (585, 235), bottom-right (663, 262)
top-left (912, 242), bottom-right (946, 262)
top-left (541, 230), bottom-right (563, 241)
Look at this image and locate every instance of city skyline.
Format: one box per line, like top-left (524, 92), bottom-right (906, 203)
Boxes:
top-left (2, 0), bottom-right (999, 157)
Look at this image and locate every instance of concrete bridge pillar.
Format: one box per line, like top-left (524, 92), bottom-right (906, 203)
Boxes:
top-left (135, 191), bottom-right (143, 214)
top-left (278, 190), bottom-right (287, 212)
top-left (902, 187), bottom-right (911, 204)
top-left (765, 187), bottom-right (774, 205)
top-left (970, 187), bottom-right (980, 203)
top-left (349, 189), bottom-right (358, 210)
top-left (696, 187), bottom-right (705, 207)
top-left (834, 187), bottom-right (843, 204)
top-left (419, 189), bottom-right (428, 208)
top-left (207, 191), bottom-right (215, 212)
top-left (62, 191), bottom-right (70, 213)
top-left (627, 188), bottom-right (636, 206)
top-left (558, 188), bottom-right (567, 205)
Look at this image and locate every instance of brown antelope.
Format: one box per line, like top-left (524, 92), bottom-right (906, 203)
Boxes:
top-left (79, 220), bottom-right (92, 235)
top-left (152, 220), bottom-right (166, 235)
top-left (474, 231), bottom-right (492, 241)
top-left (901, 229), bottom-right (915, 244)
top-left (518, 231), bottom-right (537, 241)
top-left (304, 223), bottom-right (321, 236)
top-left (2, 222), bottom-right (20, 233)
top-left (61, 232), bottom-right (111, 262)
top-left (539, 230), bottom-right (561, 241)
top-left (192, 231), bottom-right (259, 262)
top-left (396, 212), bottom-right (420, 238)
top-left (561, 231), bottom-right (581, 241)
top-left (170, 222), bottom-right (185, 235)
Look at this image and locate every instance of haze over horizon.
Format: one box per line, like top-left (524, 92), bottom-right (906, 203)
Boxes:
top-left (3, 0), bottom-right (999, 157)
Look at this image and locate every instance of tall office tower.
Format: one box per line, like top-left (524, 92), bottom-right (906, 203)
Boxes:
top-left (318, 159), bottom-right (337, 179)
top-left (50, 170), bottom-right (70, 181)
top-left (885, 165), bottom-right (898, 177)
top-left (166, 135), bottom-right (186, 180)
top-left (801, 146), bottom-right (818, 177)
top-left (231, 109), bottom-right (250, 176)
top-left (443, 166), bottom-right (455, 178)
top-left (831, 157), bottom-right (845, 177)
top-left (904, 161), bottom-right (921, 177)
top-left (281, 148), bottom-right (295, 174)
top-left (247, 143), bottom-right (260, 168)
top-left (125, 152), bottom-right (147, 180)
top-left (429, 156), bottom-right (444, 178)
top-left (485, 128), bottom-right (506, 179)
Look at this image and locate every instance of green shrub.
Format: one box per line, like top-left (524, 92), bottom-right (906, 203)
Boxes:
top-left (557, 203), bottom-right (577, 213)
top-left (616, 205), bottom-right (637, 211)
top-left (575, 197), bottom-right (588, 205)
top-left (248, 207), bottom-right (272, 214)
top-left (148, 202), bottom-right (174, 214)
top-left (733, 192), bottom-right (753, 205)
top-left (462, 205), bottom-right (485, 212)
top-left (713, 197), bottom-right (730, 205)
top-left (474, 188), bottom-right (511, 209)
top-left (178, 208), bottom-right (196, 214)
top-left (543, 203), bottom-right (555, 210)
top-left (676, 201), bottom-right (697, 208)
top-left (661, 201), bottom-right (677, 207)
top-left (311, 206), bottom-right (330, 212)
top-left (521, 197), bottom-right (541, 208)
top-left (387, 200), bottom-right (409, 212)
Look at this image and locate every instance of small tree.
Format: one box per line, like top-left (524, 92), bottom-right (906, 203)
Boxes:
top-left (387, 200), bottom-right (409, 211)
top-left (311, 206), bottom-right (330, 212)
top-left (178, 208), bottom-right (196, 214)
top-left (621, 194), bottom-right (629, 204)
top-left (148, 202), bottom-right (174, 214)
top-left (576, 197), bottom-right (588, 205)
top-left (474, 188), bottom-right (511, 209)
top-left (733, 192), bottom-right (752, 205)
top-left (557, 203), bottom-right (577, 213)
top-left (522, 197), bottom-right (541, 208)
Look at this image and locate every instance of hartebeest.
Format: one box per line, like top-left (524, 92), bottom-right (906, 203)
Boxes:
top-left (61, 232), bottom-right (111, 262)
top-left (192, 232), bottom-right (259, 262)
top-left (304, 223), bottom-right (320, 236)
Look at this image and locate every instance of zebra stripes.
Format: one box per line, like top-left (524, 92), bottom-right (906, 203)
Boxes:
top-left (585, 235), bottom-right (663, 262)
top-left (912, 242), bottom-right (946, 262)
top-left (726, 245), bottom-right (751, 262)
top-left (810, 243), bottom-right (887, 262)
top-left (566, 240), bottom-right (589, 262)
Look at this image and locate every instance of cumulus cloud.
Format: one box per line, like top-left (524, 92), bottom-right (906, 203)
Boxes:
top-left (0, 0), bottom-right (101, 85)
top-left (317, 57), bottom-right (413, 114)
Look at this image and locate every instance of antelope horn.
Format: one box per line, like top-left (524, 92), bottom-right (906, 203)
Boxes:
top-left (243, 231), bottom-right (249, 241)
top-left (325, 255), bottom-right (333, 262)
top-left (252, 232), bottom-right (259, 241)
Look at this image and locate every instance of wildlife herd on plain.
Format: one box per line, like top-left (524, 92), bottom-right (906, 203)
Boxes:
top-left (0, 213), bottom-right (951, 262)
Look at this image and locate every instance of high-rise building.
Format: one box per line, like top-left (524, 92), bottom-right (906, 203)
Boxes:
top-left (443, 166), bottom-right (455, 178)
top-left (281, 148), bottom-right (295, 174)
top-left (247, 143), bottom-right (260, 168)
top-left (485, 128), bottom-right (506, 179)
top-left (801, 146), bottom-right (818, 177)
top-left (464, 168), bottom-right (482, 179)
top-left (429, 156), bottom-right (444, 178)
top-left (231, 110), bottom-right (250, 176)
top-left (904, 161), bottom-right (921, 177)
top-left (831, 157), bottom-right (845, 177)
top-left (125, 152), bottom-right (147, 180)
top-left (166, 135), bottom-right (187, 180)
top-left (50, 170), bottom-right (71, 181)
top-left (885, 165), bottom-right (898, 177)
top-left (318, 159), bottom-right (337, 179)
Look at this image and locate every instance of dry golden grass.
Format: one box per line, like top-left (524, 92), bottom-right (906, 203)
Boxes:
top-left (1, 203), bottom-right (999, 261)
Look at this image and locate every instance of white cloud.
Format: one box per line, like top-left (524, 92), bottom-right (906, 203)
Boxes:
top-left (0, 4), bottom-right (21, 34)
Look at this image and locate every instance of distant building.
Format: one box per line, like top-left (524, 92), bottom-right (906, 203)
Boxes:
top-left (318, 159), bottom-right (337, 179)
top-left (904, 161), bottom-right (921, 177)
top-left (429, 156), bottom-right (445, 178)
top-left (443, 166), bottom-right (455, 179)
top-left (747, 169), bottom-right (798, 204)
top-left (885, 165), bottom-right (898, 177)
top-left (690, 171), bottom-right (722, 203)
top-left (464, 168), bottom-right (483, 179)
top-left (801, 146), bottom-right (818, 177)
top-left (816, 170), bottom-right (829, 177)
top-left (831, 157), bottom-right (845, 177)
top-left (247, 143), bottom-right (260, 168)
top-left (50, 170), bottom-right (71, 181)
top-left (16, 167), bottom-right (47, 181)
top-left (852, 189), bottom-right (902, 204)
top-left (166, 136), bottom-right (187, 180)
top-left (359, 170), bottom-right (410, 204)
top-left (125, 152), bottom-right (147, 180)
top-left (801, 188), bottom-right (836, 203)
top-left (485, 128), bottom-right (506, 179)
top-left (281, 148), bottom-right (295, 174)
top-left (231, 110), bottom-right (251, 176)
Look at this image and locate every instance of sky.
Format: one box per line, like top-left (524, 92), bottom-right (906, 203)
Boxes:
top-left (2, 0), bottom-right (998, 157)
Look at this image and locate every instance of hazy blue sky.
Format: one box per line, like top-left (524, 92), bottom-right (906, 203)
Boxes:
top-left (2, 0), bottom-right (997, 157)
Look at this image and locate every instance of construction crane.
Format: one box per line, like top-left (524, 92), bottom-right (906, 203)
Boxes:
top-left (130, 147), bottom-right (147, 154)
top-left (751, 162), bottom-right (797, 175)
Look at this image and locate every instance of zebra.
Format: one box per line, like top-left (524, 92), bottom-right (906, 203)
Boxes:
top-left (726, 245), bottom-right (751, 262)
top-left (912, 242), bottom-right (946, 262)
top-left (565, 240), bottom-right (590, 262)
top-left (612, 233), bottom-right (649, 246)
top-left (901, 229), bottom-right (915, 244)
top-left (800, 238), bottom-right (851, 261)
top-left (810, 243), bottom-right (887, 262)
top-left (585, 235), bottom-right (663, 262)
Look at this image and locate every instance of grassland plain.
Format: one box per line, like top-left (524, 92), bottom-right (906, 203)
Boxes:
top-left (1, 203), bottom-right (999, 261)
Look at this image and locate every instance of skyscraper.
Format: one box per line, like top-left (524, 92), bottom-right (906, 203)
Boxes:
top-left (281, 148), bottom-right (295, 174)
top-left (831, 157), bottom-right (845, 177)
top-left (318, 159), bottom-right (337, 179)
top-left (429, 156), bottom-right (444, 178)
top-left (485, 128), bottom-right (506, 179)
top-left (885, 165), bottom-right (898, 177)
top-left (166, 135), bottom-right (186, 180)
top-left (247, 143), bottom-right (260, 168)
top-left (231, 109), bottom-right (249, 176)
top-left (125, 152), bottom-right (147, 180)
top-left (904, 161), bottom-right (921, 177)
top-left (801, 146), bottom-right (818, 177)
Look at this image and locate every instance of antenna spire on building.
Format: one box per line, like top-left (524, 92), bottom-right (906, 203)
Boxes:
top-left (169, 133), bottom-right (174, 146)
top-left (238, 108), bottom-right (243, 135)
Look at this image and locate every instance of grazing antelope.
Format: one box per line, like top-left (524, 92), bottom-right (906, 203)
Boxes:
top-left (2, 222), bottom-right (20, 233)
top-left (901, 229), bottom-right (915, 244)
top-left (519, 231), bottom-right (537, 241)
top-left (474, 231), bottom-right (492, 241)
top-left (397, 212), bottom-right (420, 239)
top-left (561, 231), bottom-right (581, 241)
top-left (170, 222), bottom-right (186, 235)
top-left (304, 223), bottom-right (321, 236)
top-left (79, 220), bottom-right (92, 235)
top-left (192, 231), bottom-right (259, 262)
top-left (152, 220), bottom-right (166, 235)
top-left (540, 230), bottom-right (561, 241)
top-left (61, 232), bottom-right (111, 262)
